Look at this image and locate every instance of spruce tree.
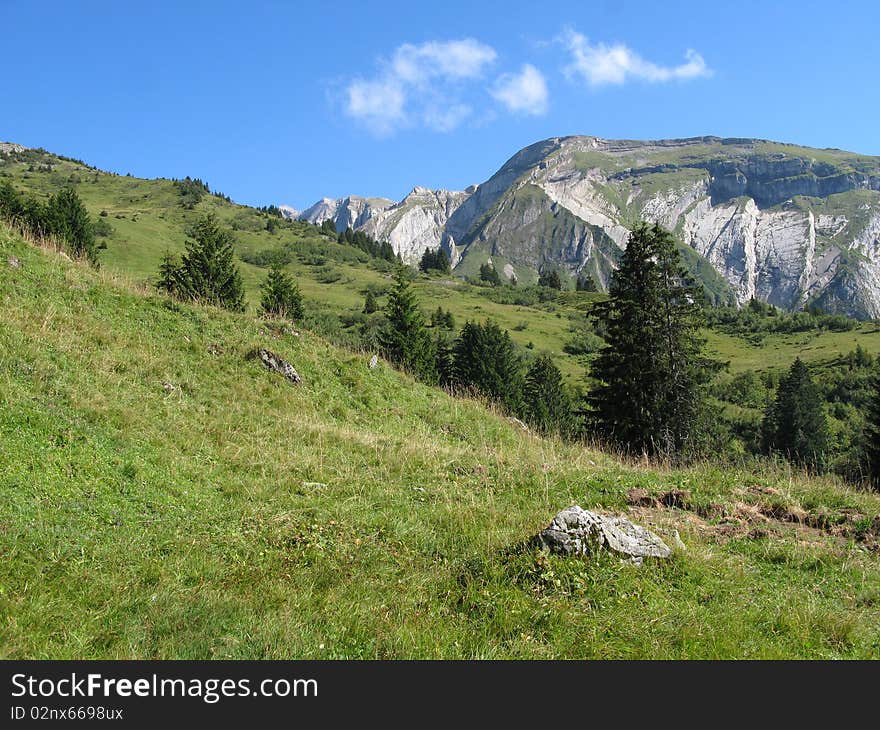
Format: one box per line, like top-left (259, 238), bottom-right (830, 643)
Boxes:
top-left (762, 357), bottom-right (828, 470)
top-left (863, 368), bottom-right (880, 489)
top-left (174, 214), bottom-right (245, 311)
top-left (260, 264), bottom-right (303, 320)
top-left (434, 331), bottom-right (456, 387)
top-left (47, 188), bottom-right (97, 265)
top-left (379, 266), bottom-right (435, 381)
top-left (363, 290), bottom-right (379, 314)
top-left (156, 251), bottom-right (181, 295)
top-left (479, 261), bottom-right (501, 286)
top-left (453, 320), bottom-right (523, 414)
top-left (589, 223), bottom-right (710, 457)
top-left (523, 354), bottom-right (574, 436)
top-left (538, 268), bottom-right (563, 290)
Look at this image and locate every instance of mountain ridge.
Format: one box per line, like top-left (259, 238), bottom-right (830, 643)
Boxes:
top-left (293, 134), bottom-right (880, 317)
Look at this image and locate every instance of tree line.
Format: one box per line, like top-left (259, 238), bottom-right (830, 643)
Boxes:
top-left (0, 189), bottom-right (828, 490)
top-left (0, 181), bottom-right (98, 265)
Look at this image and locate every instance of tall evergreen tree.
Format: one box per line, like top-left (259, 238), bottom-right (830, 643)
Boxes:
top-left (538, 268), bottom-right (563, 290)
top-left (47, 188), bottom-right (97, 265)
top-left (589, 223), bottom-right (711, 457)
top-left (379, 266), bottom-right (435, 381)
top-left (863, 368), bottom-right (880, 489)
top-left (762, 357), bottom-right (828, 470)
top-left (434, 331), bottom-right (456, 387)
top-left (523, 354), bottom-right (575, 436)
top-left (419, 247), bottom-right (451, 274)
top-left (453, 320), bottom-right (523, 413)
top-left (156, 251), bottom-right (181, 295)
top-left (260, 264), bottom-right (303, 320)
top-left (363, 290), bottom-right (379, 314)
top-left (173, 214), bottom-right (245, 311)
top-left (479, 261), bottom-right (501, 286)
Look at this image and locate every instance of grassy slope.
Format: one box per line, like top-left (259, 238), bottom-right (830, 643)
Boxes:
top-left (6, 151), bottom-right (880, 389)
top-left (2, 225), bottom-right (880, 659)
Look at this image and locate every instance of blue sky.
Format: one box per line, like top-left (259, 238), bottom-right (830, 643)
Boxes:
top-left (4, 1), bottom-right (879, 210)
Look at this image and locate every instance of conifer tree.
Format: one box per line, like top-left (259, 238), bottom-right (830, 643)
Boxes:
top-left (523, 354), bottom-right (574, 436)
top-left (419, 247), bottom-right (451, 274)
top-left (173, 214), bottom-right (245, 311)
top-left (762, 357), bottom-right (828, 470)
top-left (434, 330), bottom-right (456, 387)
top-left (479, 261), bottom-right (501, 286)
top-left (589, 223), bottom-right (710, 457)
top-left (538, 268), bottom-right (563, 290)
top-left (453, 320), bottom-right (523, 413)
top-left (156, 251), bottom-right (181, 295)
top-left (363, 290), bottom-right (379, 314)
top-left (260, 264), bottom-right (303, 320)
top-left (48, 188), bottom-right (97, 265)
top-left (863, 369), bottom-right (880, 490)
top-left (379, 266), bottom-right (435, 381)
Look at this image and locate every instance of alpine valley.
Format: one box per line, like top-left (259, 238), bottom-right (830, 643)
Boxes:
top-left (294, 135), bottom-right (880, 318)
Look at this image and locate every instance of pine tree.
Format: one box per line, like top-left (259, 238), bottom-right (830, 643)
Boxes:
top-left (538, 268), bottom-right (563, 290)
top-left (863, 368), bottom-right (880, 489)
top-left (379, 266), bottom-right (435, 381)
top-left (589, 223), bottom-right (711, 457)
top-left (479, 261), bottom-right (501, 286)
top-left (762, 357), bottom-right (828, 470)
top-left (419, 247), bottom-right (451, 274)
top-left (173, 214), bottom-right (245, 311)
top-left (434, 330), bottom-right (456, 387)
top-left (523, 354), bottom-right (574, 436)
top-left (363, 290), bottom-right (379, 314)
top-left (320, 219), bottom-right (337, 236)
top-left (156, 251), bottom-right (181, 294)
top-left (47, 188), bottom-right (97, 265)
top-left (453, 320), bottom-right (523, 413)
top-left (260, 264), bottom-right (303, 320)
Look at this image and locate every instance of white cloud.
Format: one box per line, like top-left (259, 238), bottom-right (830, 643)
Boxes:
top-left (343, 38), bottom-right (497, 134)
top-left (491, 64), bottom-right (548, 115)
top-left (345, 78), bottom-right (406, 135)
top-left (392, 39), bottom-right (497, 86)
top-left (562, 29), bottom-right (710, 86)
top-left (423, 103), bottom-right (473, 133)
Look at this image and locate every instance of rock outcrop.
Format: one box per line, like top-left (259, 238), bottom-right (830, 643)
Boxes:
top-left (533, 505), bottom-right (672, 564)
top-left (248, 348), bottom-right (302, 385)
top-left (293, 135), bottom-right (880, 317)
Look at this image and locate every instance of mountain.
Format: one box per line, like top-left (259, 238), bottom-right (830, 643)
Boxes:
top-left (295, 136), bottom-right (880, 317)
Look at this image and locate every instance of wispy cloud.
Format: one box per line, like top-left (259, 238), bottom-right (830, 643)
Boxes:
top-left (345, 79), bottom-right (406, 136)
top-left (561, 29), bottom-right (710, 86)
top-left (391, 39), bottom-right (497, 86)
top-left (491, 64), bottom-right (548, 116)
top-left (344, 38), bottom-right (497, 135)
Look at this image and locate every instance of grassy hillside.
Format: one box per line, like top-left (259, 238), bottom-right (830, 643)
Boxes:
top-left (5, 145), bottom-right (880, 389)
top-left (2, 224), bottom-right (880, 658)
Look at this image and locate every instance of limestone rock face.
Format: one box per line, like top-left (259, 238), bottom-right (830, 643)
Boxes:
top-left (534, 505), bottom-right (672, 564)
top-left (292, 135), bottom-right (880, 317)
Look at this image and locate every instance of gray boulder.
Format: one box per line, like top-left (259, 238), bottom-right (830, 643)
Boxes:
top-left (534, 505), bottom-right (671, 564)
top-left (248, 348), bottom-right (302, 385)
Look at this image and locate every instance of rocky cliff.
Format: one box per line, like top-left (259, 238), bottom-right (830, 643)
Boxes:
top-left (292, 136), bottom-right (880, 317)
